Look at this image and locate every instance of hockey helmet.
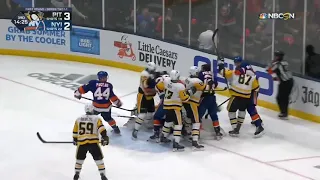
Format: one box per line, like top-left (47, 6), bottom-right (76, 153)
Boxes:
top-left (274, 50), bottom-right (285, 57)
top-left (84, 104), bottom-right (94, 114)
top-left (146, 62), bottom-right (156, 72)
top-left (189, 66), bottom-right (199, 77)
top-left (97, 71), bottom-right (108, 80)
top-left (170, 70), bottom-right (180, 81)
top-left (234, 56), bottom-right (243, 63)
top-left (201, 64), bottom-right (211, 71)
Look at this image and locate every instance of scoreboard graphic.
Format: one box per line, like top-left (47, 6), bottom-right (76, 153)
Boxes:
top-left (11, 7), bottom-right (72, 31)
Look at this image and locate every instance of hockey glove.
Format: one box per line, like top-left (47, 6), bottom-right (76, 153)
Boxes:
top-left (218, 61), bottom-right (225, 72)
top-left (187, 86), bottom-right (197, 95)
top-left (101, 136), bottom-right (109, 146)
top-left (73, 138), bottom-right (77, 146)
top-left (74, 90), bottom-right (82, 100)
top-left (114, 100), bottom-right (122, 108)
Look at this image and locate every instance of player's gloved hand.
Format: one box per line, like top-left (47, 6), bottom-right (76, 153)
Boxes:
top-left (217, 60), bottom-right (225, 72)
top-left (73, 138), bottom-right (77, 146)
top-left (101, 136), bottom-right (109, 146)
top-left (187, 86), bottom-right (197, 95)
top-left (273, 77), bottom-right (279, 81)
top-left (74, 90), bottom-right (82, 100)
top-left (114, 100), bottom-right (122, 108)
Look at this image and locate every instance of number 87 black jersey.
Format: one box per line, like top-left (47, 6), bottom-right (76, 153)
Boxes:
top-left (78, 80), bottom-right (119, 112)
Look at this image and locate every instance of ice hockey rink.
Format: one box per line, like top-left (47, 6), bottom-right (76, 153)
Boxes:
top-left (0, 55), bottom-right (320, 180)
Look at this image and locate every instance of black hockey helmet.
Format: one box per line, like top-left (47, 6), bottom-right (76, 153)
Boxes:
top-left (201, 64), bottom-right (211, 71)
top-left (274, 50), bottom-right (285, 57)
top-left (274, 50), bottom-right (285, 61)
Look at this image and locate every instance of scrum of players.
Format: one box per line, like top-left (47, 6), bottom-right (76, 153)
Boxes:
top-left (70, 56), bottom-right (265, 179)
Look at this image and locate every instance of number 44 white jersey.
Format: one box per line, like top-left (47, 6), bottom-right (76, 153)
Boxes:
top-left (163, 79), bottom-right (190, 110)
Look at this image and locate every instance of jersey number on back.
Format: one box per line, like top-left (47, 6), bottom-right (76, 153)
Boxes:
top-left (94, 87), bottom-right (110, 100)
top-left (165, 89), bottom-right (173, 99)
top-left (79, 122), bottom-right (94, 135)
top-left (238, 74), bottom-right (252, 85)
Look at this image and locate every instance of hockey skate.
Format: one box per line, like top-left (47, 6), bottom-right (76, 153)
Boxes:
top-left (148, 130), bottom-right (160, 143)
top-left (214, 127), bottom-right (223, 140)
top-left (100, 173), bottom-right (108, 180)
top-left (73, 172), bottom-right (79, 180)
top-left (254, 126), bottom-right (265, 138)
top-left (173, 140), bottom-right (185, 152)
top-left (192, 141), bottom-right (204, 151)
top-left (131, 129), bottom-right (138, 140)
top-left (112, 126), bottom-right (121, 135)
top-left (278, 113), bottom-right (288, 120)
top-left (159, 133), bottom-right (171, 144)
top-left (229, 124), bottom-right (241, 137)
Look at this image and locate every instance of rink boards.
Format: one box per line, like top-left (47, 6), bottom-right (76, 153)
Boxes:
top-left (0, 19), bottom-right (319, 122)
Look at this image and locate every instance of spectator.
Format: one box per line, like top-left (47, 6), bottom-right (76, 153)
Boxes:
top-left (218, 4), bottom-right (242, 56)
top-left (246, 22), bottom-right (272, 64)
top-left (137, 7), bottom-right (155, 37)
top-left (156, 8), bottom-right (183, 38)
top-left (305, 45), bottom-right (320, 79)
top-left (51, 0), bottom-right (87, 20)
top-left (7, 0), bottom-right (31, 10)
top-left (198, 24), bottom-right (214, 52)
top-left (3, 0), bottom-right (31, 18)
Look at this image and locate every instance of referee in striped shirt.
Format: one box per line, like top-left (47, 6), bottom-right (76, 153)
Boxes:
top-left (267, 51), bottom-right (294, 119)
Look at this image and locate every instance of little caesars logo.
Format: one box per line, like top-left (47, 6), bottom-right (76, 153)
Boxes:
top-left (27, 73), bottom-right (96, 90)
top-left (138, 41), bottom-right (178, 69)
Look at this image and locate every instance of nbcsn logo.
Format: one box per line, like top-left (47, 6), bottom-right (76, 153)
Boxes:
top-left (259, 13), bottom-right (295, 20)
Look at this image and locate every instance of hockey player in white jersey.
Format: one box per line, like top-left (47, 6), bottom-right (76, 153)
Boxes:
top-left (132, 62), bottom-right (157, 139)
top-left (72, 104), bottom-right (109, 180)
top-left (149, 72), bottom-right (171, 142)
top-left (183, 66), bottom-right (206, 150)
top-left (161, 70), bottom-right (195, 151)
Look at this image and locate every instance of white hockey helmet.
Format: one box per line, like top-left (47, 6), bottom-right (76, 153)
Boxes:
top-left (84, 104), bottom-right (94, 114)
top-left (189, 66), bottom-right (199, 76)
top-left (146, 62), bottom-right (156, 72)
top-left (170, 70), bottom-right (180, 81)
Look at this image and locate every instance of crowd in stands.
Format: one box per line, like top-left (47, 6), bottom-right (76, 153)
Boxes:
top-left (0, 0), bottom-right (319, 79)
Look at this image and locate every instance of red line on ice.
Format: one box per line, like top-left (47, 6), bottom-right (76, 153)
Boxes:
top-left (267, 156), bottom-right (320, 163)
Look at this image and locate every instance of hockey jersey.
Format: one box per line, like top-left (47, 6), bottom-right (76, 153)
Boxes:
top-left (73, 114), bottom-right (106, 145)
top-left (184, 77), bottom-right (206, 104)
top-left (78, 80), bottom-right (119, 112)
top-left (155, 74), bottom-right (170, 99)
top-left (223, 70), bottom-right (259, 98)
top-left (139, 70), bottom-right (156, 99)
top-left (198, 70), bottom-right (218, 95)
top-left (163, 80), bottom-right (190, 110)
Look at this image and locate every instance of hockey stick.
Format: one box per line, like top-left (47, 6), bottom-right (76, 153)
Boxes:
top-left (81, 97), bottom-right (137, 112)
top-left (217, 98), bottom-right (230, 108)
top-left (36, 132), bottom-right (73, 144)
top-left (204, 97), bottom-right (230, 118)
top-left (211, 29), bottom-right (230, 90)
top-left (214, 87), bottom-right (228, 92)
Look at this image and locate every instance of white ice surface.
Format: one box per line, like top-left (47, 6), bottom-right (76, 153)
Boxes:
top-left (0, 55), bottom-right (320, 180)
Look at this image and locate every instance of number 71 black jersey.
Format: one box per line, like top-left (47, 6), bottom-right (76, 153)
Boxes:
top-left (78, 80), bottom-right (119, 111)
